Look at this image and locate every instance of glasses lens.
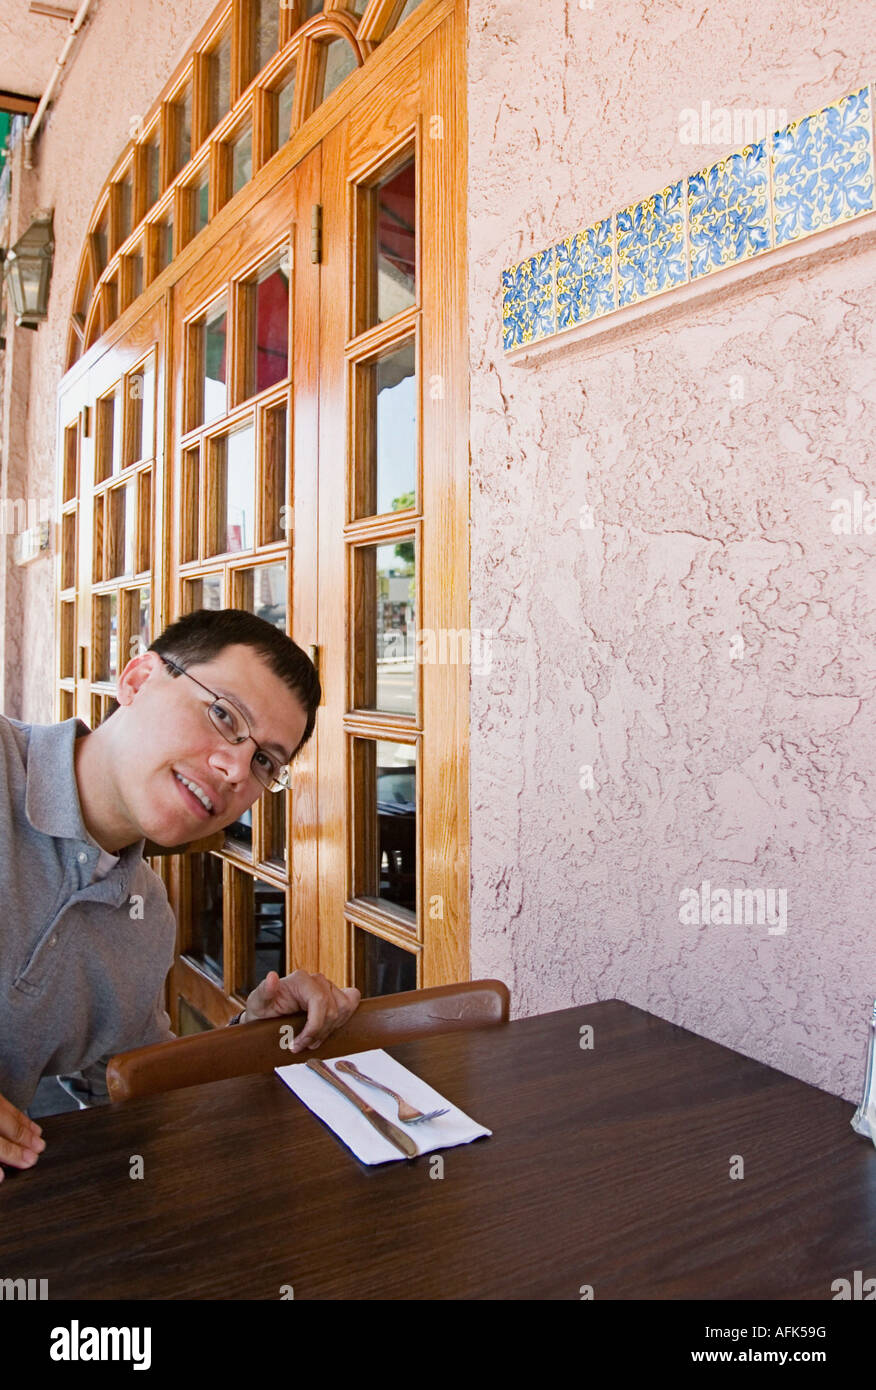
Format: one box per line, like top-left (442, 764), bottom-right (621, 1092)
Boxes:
top-left (208, 698), bottom-right (246, 742)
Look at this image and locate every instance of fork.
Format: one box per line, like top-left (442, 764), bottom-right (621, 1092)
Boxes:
top-left (334, 1059), bottom-right (449, 1124)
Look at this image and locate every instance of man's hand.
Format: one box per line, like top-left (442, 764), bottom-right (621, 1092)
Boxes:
top-left (0, 1091), bottom-right (46, 1181)
top-left (242, 970), bottom-right (361, 1053)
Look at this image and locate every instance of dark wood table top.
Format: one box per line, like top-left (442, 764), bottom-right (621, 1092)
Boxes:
top-left (3, 999), bottom-right (874, 1300)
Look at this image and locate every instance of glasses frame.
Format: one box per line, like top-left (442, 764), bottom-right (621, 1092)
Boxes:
top-left (158, 653), bottom-right (291, 792)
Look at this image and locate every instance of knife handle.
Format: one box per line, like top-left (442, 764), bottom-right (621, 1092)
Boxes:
top-left (307, 1058), bottom-right (376, 1116)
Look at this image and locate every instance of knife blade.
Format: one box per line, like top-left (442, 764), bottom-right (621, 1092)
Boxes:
top-left (306, 1058), bottom-right (419, 1159)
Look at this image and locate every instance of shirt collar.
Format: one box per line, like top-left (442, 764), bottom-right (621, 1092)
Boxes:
top-left (25, 716), bottom-right (146, 863)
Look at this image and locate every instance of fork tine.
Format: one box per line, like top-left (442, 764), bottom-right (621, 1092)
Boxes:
top-left (406, 1107), bottom-right (450, 1124)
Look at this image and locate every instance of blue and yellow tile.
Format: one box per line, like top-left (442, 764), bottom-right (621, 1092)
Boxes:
top-left (501, 247), bottom-right (556, 350)
top-left (554, 218), bottom-right (615, 329)
top-left (772, 86), bottom-right (874, 246)
top-left (616, 181), bottom-right (687, 307)
top-left (688, 142), bottom-right (771, 279)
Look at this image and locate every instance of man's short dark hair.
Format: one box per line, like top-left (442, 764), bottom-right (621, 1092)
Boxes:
top-left (149, 608), bottom-right (321, 762)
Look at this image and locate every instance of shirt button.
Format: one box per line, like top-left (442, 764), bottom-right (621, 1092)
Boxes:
top-left (49, 936), bottom-right (58, 947)
top-left (77, 852), bottom-right (88, 863)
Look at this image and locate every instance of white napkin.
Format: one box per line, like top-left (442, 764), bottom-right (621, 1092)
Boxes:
top-left (275, 1047), bottom-right (492, 1164)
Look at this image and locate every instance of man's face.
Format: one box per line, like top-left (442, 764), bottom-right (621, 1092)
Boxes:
top-left (111, 644), bottom-right (309, 847)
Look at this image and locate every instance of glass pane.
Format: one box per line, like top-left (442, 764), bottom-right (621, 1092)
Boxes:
top-left (181, 446), bottom-right (199, 563)
top-left (376, 158), bottom-right (415, 323)
top-left (59, 601), bottom-right (75, 679)
top-left (116, 175), bottom-right (133, 246)
top-left (262, 402), bottom-right (287, 543)
top-left (351, 0), bottom-right (368, 13)
top-left (93, 215), bottom-right (108, 274)
top-left (249, 257), bottom-right (289, 397)
top-left (155, 216), bottom-right (173, 273)
top-left (137, 470), bottom-right (152, 572)
top-left (363, 339), bottom-right (416, 516)
top-left (92, 495), bottom-right (104, 582)
top-left (202, 298), bottom-right (228, 424)
top-left (356, 541), bottom-right (415, 713)
top-left (108, 480), bottom-right (135, 578)
top-left (140, 358), bottom-right (155, 459)
top-left (275, 65), bottom-right (297, 147)
top-left (232, 123), bottom-right (253, 195)
top-left (355, 929), bottom-right (417, 998)
top-left (137, 585), bottom-right (151, 649)
top-left (63, 421), bottom-right (78, 501)
top-left (238, 562), bottom-right (286, 629)
top-left (185, 573), bottom-right (223, 611)
top-left (207, 30), bottom-right (232, 131)
top-left (264, 791), bottom-right (286, 867)
top-left (254, 0), bottom-right (279, 75)
top-left (144, 138), bottom-right (161, 207)
top-left (225, 805), bottom-right (253, 857)
top-left (125, 372), bottom-right (142, 465)
top-left (319, 38), bottom-right (357, 103)
top-left (126, 252), bottom-right (143, 303)
top-left (195, 167), bottom-right (210, 233)
top-left (96, 387), bottom-right (121, 481)
top-left (173, 83), bottom-right (193, 173)
top-left (397, 0), bottom-right (426, 22)
top-left (61, 512), bottom-right (76, 589)
top-left (246, 877), bottom-right (286, 997)
top-left (187, 853), bottom-right (223, 983)
top-left (209, 420), bottom-right (255, 554)
top-left (376, 740), bottom-right (416, 913)
top-left (93, 592), bottom-right (119, 682)
top-left (304, 0), bottom-right (323, 15)
top-left (178, 998), bottom-right (212, 1034)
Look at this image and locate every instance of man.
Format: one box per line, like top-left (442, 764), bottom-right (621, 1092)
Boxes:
top-left (0, 608), bottom-right (360, 1181)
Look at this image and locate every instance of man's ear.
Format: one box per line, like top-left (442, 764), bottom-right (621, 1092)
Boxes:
top-left (116, 650), bottom-right (164, 707)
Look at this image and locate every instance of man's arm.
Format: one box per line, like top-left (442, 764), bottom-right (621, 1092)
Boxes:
top-left (227, 970), bottom-right (360, 1052)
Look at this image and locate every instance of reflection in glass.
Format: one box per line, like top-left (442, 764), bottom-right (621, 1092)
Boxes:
top-left (196, 167), bottom-right (210, 233)
top-left (376, 159), bottom-right (415, 323)
top-left (96, 388), bottom-right (120, 481)
top-left (93, 592), bottom-right (119, 681)
top-left (209, 421), bottom-right (255, 553)
top-left (398, 0), bottom-right (427, 22)
top-left (355, 929), bottom-right (417, 998)
top-left (126, 252), bottom-right (143, 305)
top-left (262, 403), bottom-right (287, 543)
top-left (238, 562), bottom-right (286, 629)
top-left (186, 573), bottom-right (223, 611)
top-left (139, 358), bottom-right (155, 459)
top-left (173, 84), bottom-right (193, 174)
top-left (319, 39), bottom-right (358, 103)
top-left (202, 299), bottom-right (227, 424)
top-left (138, 586), bottom-right (151, 650)
top-left (374, 340), bottom-right (416, 515)
top-left (247, 877), bottom-right (286, 997)
top-left (187, 853), bottom-right (224, 983)
top-left (264, 791), bottom-right (286, 866)
top-left (94, 215), bottom-right (108, 274)
top-left (275, 65), bottom-right (297, 147)
top-left (371, 542), bottom-right (415, 714)
top-left (144, 139), bottom-right (161, 208)
top-left (117, 176), bottom-right (133, 246)
top-left (155, 216), bottom-right (174, 273)
top-left (207, 31), bottom-right (232, 131)
top-left (254, 0), bottom-right (279, 76)
top-left (178, 998), bottom-right (212, 1034)
top-left (249, 257), bottom-right (289, 397)
top-left (108, 480), bottom-right (135, 578)
top-left (376, 740), bottom-right (416, 913)
top-left (225, 806), bottom-right (253, 857)
top-left (232, 124), bottom-right (253, 195)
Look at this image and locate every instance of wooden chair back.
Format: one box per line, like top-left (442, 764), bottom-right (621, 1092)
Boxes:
top-left (106, 979), bottom-right (510, 1102)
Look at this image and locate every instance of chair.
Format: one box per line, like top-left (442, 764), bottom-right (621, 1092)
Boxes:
top-left (106, 979), bottom-right (510, 1102)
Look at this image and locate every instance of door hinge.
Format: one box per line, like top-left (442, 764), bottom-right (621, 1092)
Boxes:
top-left (310, 204), bottom-right (322, 264)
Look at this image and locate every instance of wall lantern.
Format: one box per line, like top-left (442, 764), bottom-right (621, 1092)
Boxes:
top-left (4, 209), bottom-right (54, 327)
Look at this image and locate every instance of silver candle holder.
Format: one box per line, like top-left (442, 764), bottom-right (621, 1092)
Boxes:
top-left (851, 999), bottom-right (876, 1144)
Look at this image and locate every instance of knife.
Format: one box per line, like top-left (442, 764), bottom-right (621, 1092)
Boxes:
top-left (306, 1058), bottom-right (419, 1159)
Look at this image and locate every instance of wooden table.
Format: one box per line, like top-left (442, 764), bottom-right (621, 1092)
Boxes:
top-left (3, 1000), bottom-right (874, 1300)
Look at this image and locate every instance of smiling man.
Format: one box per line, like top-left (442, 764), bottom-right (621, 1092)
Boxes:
top-left (0, 608), bottom-right (360, 1181)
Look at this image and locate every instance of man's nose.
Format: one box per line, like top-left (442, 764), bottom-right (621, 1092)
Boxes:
top-left (208, 737), bottom-right (253, 786)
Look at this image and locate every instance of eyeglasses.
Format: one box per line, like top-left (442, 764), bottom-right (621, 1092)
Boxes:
top-left (159, 655), bottom-right (292, 793)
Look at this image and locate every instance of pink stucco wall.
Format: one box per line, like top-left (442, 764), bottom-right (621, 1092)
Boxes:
top-left (467, 0), bottom-right (876, 1100)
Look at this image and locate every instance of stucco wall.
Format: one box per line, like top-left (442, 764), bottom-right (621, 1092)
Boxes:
top-left (2, 0), bottom-right (218, 721)
top-left (468, 0), bottom-right (876, 1100)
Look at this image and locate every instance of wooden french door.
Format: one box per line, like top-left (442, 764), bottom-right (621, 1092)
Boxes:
top-left (56, 296), bottom-right (167, 745)
top-left (56, 0), bottom-right (469, 1034)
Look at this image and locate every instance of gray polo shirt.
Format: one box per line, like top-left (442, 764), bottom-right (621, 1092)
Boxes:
top-left (0, 713), bottom-right (177, 1113)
